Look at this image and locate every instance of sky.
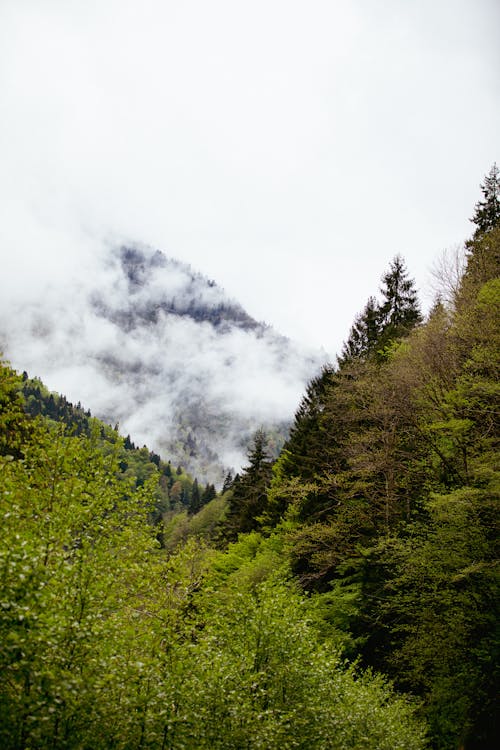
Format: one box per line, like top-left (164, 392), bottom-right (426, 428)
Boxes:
top-left (0, 0), bottom-right (499, 357)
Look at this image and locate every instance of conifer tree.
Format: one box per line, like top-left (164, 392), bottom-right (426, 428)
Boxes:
top-left (470, 162), bottom-right (500, 238)
top-left (222, 471), bottom-right (234, 494)
top-left (189, 478), bottom-right (201, 514)
top-left (281, 366), bottom-right (335, 479)
top-left (201, 483), bottom-right (217, 505)
top-left (377, 255), bottom-right (422, 349)
top-left (224, 430), bottom-right (273, 538)
top-left (459, 164), bottom-right (500, 311)
top-left (337, 297), bottom-right (381, 367)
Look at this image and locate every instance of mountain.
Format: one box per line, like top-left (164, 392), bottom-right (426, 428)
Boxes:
top-left (0, 244), bottom-right (325, 483)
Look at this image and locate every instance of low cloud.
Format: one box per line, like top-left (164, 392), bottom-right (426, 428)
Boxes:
top-left (0, 241), bottom-right (325, 483)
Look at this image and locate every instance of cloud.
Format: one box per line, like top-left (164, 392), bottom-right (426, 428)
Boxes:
top-left (0, 243), bottom-right (325, 482)
top-left (0, 1), bottom-right (498, 481)
top-left (1, 1), bottom-right (498, 356)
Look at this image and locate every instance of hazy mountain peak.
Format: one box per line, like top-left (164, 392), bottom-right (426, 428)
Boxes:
top-left (92, 245), bottom-right (261, 335)
top-left (1, 242), bottom-right (326, 484)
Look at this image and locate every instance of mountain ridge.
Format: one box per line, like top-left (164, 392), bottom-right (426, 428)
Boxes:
top-left (91, 246), bottom-right (264, 334)
top-left (0, 243), bottom-right (326, 484)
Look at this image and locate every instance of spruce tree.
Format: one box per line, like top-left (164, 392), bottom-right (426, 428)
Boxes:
top-left (280, 365), bottom-right (335, 480)
top-left (338, 296), bottom-right (381, 367)
top-left (377, 255), bottom-right (422, 349)
top-left (222, 471), bottom-right (234, 494)
top-left (224, 430), bottom-right (273, 538)
top-left (459, 164), bottom-right (500, 307)
top-left (470, 162), bottom-right (500, 238)
top-left (189, 478), bottom-right (201, 514)
top-left (201, 483), bottom-right (217, 505)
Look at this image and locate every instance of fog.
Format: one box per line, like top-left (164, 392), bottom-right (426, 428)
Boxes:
top-left (0, 243), bottom-right (325, 481)
top-left (0, 0), bottom-right (498, 478)
top-left (1, 1), bottom-right (498, 354)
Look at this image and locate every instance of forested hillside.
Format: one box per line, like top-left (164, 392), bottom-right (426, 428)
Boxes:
top-left (210, 165), bottom-right (499, 749)
top-left (19, 372), bottom-right (217, 523)
top-left (0, 165), bottom-right (498, 749)
top-left (0, 360), bottom-right (426, 749)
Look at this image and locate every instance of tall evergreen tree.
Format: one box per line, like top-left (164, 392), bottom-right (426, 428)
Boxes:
top-left (224, 430), bottom-right (273, 538)
top-left (222, 471), bottom-right (234, 494)
top-left (470, 162), bottom-right (500, 238)
top-left (189, 478), bottom-right (201, 514)
top-left (280, 365), bottom-right (335, 481)
top-left (201, 483), bottom-right (217, 505)
top-left (377, 255), bottom-right (422, 349)
top-left (459, 164), bottom-right (500, 313)
top-left (337, 297), bottom-right (381, 367)
top-left (338, 257), bottom-right (421, 367)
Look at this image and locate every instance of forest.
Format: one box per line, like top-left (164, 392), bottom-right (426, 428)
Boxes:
top-left (0, 165), bottom-right (498, 749)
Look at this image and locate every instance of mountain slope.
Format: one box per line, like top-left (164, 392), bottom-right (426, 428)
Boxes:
top-left (0, 244), bottom-right (325, 483)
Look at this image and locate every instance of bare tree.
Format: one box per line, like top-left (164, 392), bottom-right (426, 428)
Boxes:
top-left (429, 243), bottom-right (466, 308)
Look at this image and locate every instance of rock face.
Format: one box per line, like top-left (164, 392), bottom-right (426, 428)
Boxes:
top-left (1, 244), bottom-right (325, 483)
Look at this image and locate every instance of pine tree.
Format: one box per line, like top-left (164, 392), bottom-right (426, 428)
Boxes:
top-left (224, 430), bottom-right (273, 538)
top-left (189, 478), bottom-right (201, 514)
top-left (201, 483), bottom-right (217, 505)
top-left (470, 162), bottom-right (500, 238)
top-left (338, 258), bottom-right (420, 367)
top-left (222, 471), bottom-right (234, 494)
top-left (338, 297), bottom-right (381, 367)
top-left (377, 255), bottom-right (422, 349)
top-left (282, 366), bottom-right (335, 478)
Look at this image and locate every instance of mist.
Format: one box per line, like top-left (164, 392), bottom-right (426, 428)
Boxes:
top-left (1, 0), bottom-right (498, 356)
top-left (0, 241), bottom-right (325, 482)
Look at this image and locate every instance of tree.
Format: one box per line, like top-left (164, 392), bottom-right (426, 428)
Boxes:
top-left (224, 430), bottom-right (273, 538)
top-left (373, 487), bottom-right (499, 750)
top-left (470, 162), bottom-right (500, 238)
top-left (201, 482), bottom-right (217, 505)
top-left (222, 471), bottom-right (233, 494)
top-left (338, 296), bottom-right (381, 367)
top-left (279, 365), bottom-right (335, 481)
top-left (459, 225), bottom-right (500, 314)
top-left (0, 365), bottom-right (163, 748)
top-left (378, 255), bottom-right (422, 349)
top-left (0, 361), bottom-right (34, 459)
top-left (429, 244), bottom-right (467, 309)
top-left (189, 477), bottom-right (201, 514)
top-left (259, 366), bottom-right (344, 528)
top-left (177, 576), bottom-right (427, 750)
top-left (338, 257), bottom-right (421, 367)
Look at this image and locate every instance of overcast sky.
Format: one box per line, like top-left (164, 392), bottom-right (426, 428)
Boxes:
top-left (1, 0), bottom-right (499, 356)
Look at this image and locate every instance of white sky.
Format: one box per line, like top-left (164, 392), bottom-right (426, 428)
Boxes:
top-left (1, 0), bottom-right (499, 356)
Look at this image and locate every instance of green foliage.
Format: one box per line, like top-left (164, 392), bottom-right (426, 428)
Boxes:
top-left (0, 363), bottom-right (34, 459)
top-left (279, 365), bottom-right (336, 482)
top-left (0, 376), bottom-right (161, 748)
top-left (338, 296), bottom-right (381, 366)
top-left (18, 370), bottom-right (201, 526)
top-left (223, 429), bottom-right (274, 539)
top-left (244, 178), bottom-right (498, 747)
top-left (375, 486), bottom-right (499, 749)
top-left (180, 577), bottom-right (426, 750)
top-left (0, 359), bottom-right (427, 748)
top-left (163, 494), bottom-right (229, 551)
top-left (338, 256), bottom-right (421, 368)
top-left (1, 166), bottom-right (497, 749)
top-left (378, 254), bottom-right (422, 346)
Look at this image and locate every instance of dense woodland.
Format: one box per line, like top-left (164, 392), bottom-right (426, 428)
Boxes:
top-left (0, 165), bottom-right (498, 748)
